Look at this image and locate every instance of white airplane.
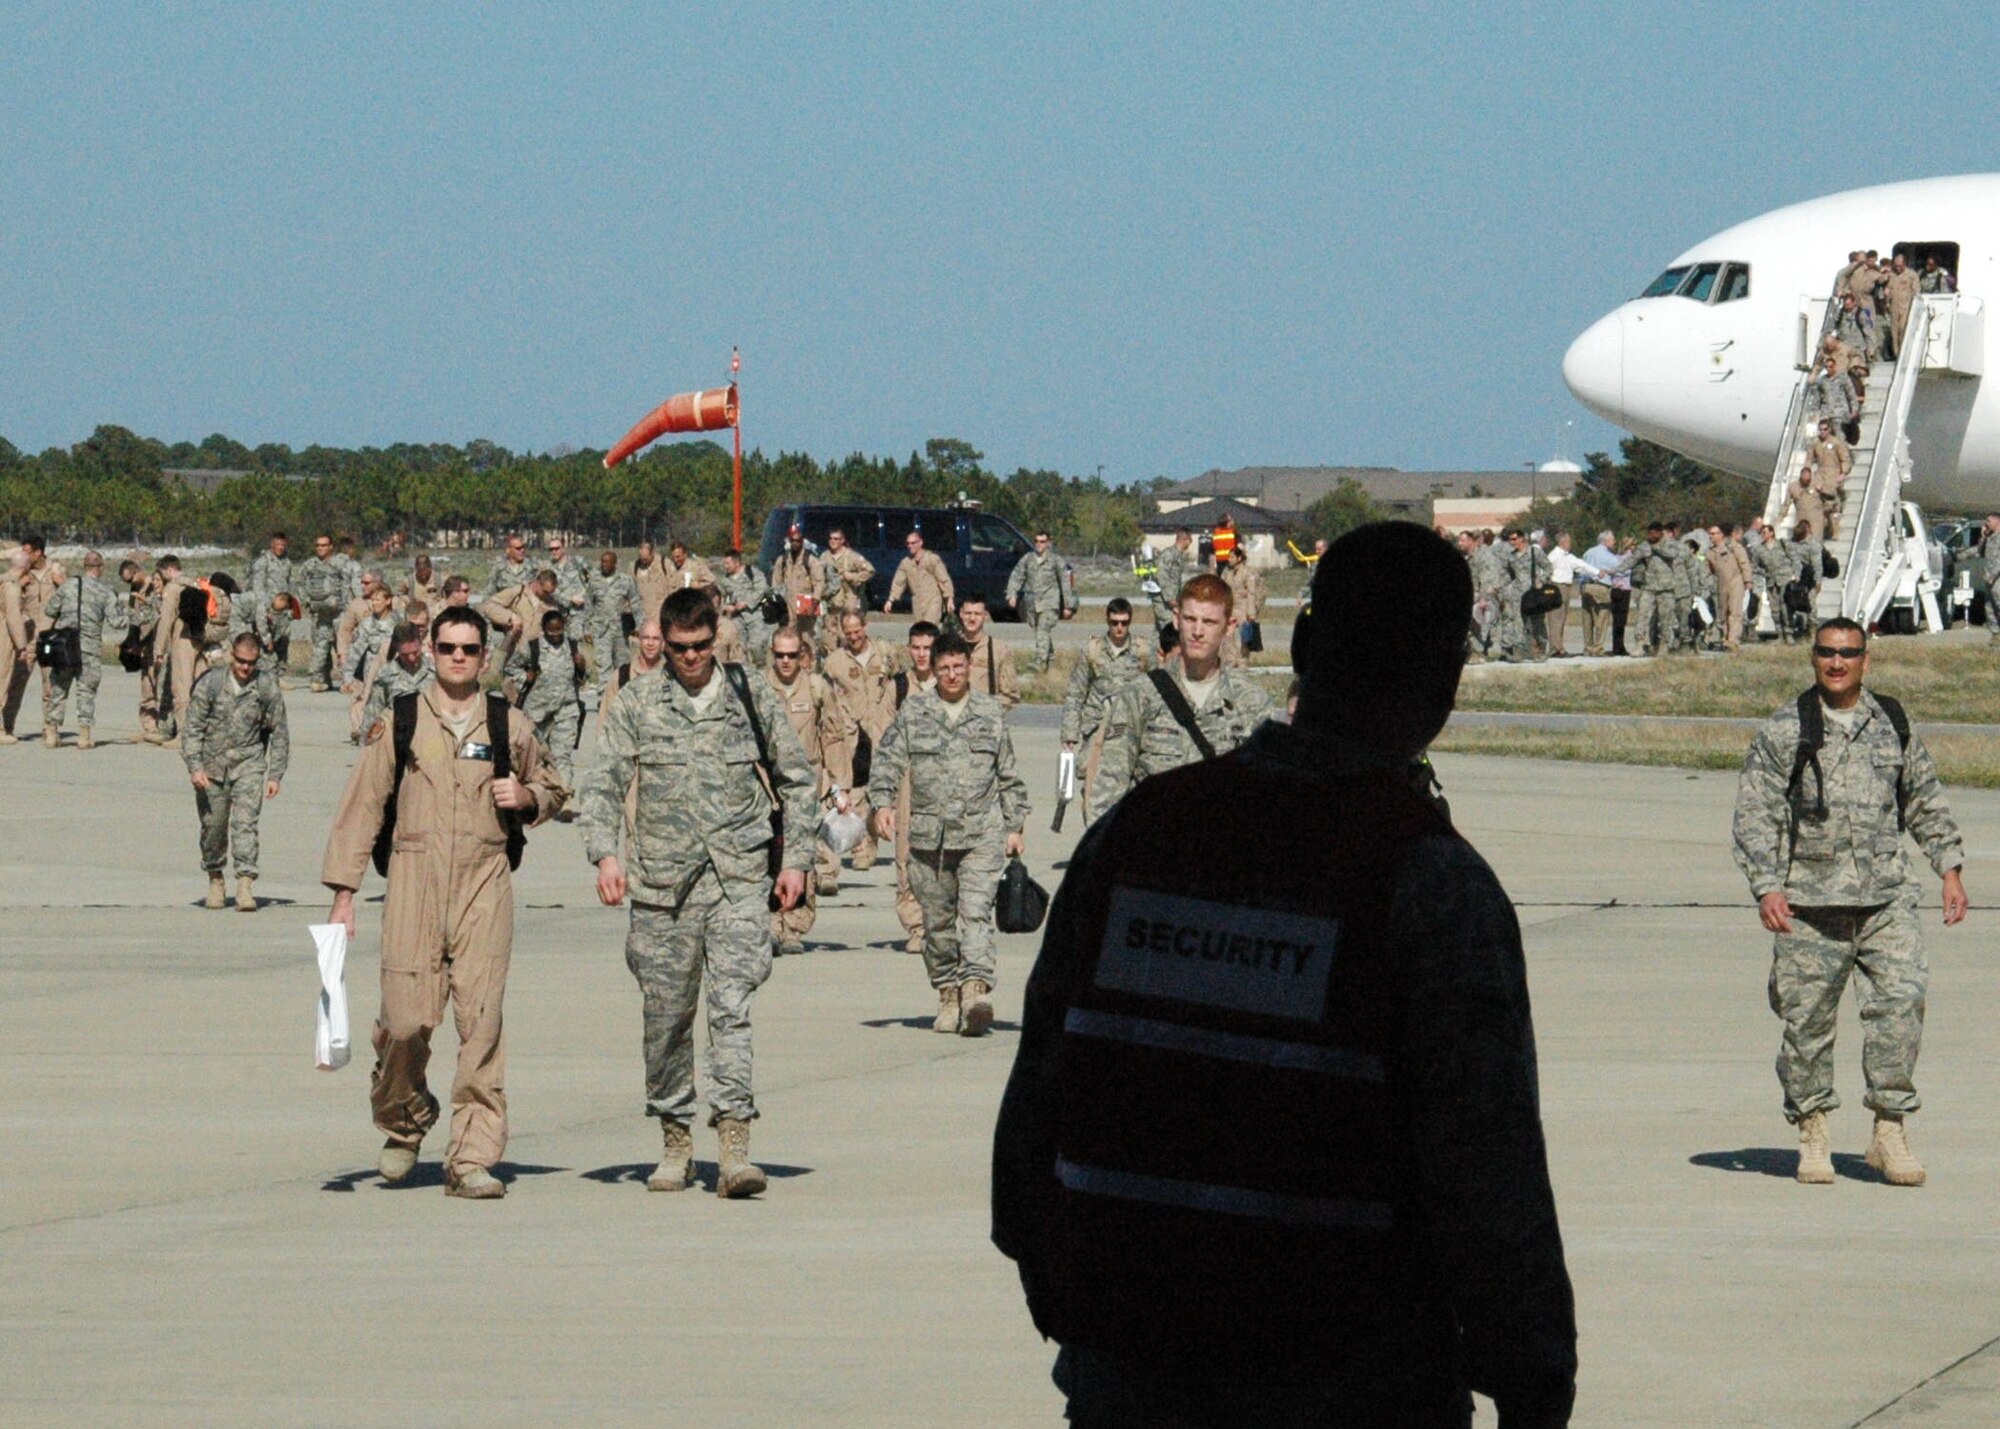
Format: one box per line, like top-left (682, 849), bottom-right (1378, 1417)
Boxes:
top-left (1562, 174), bottom-right (1991, 510)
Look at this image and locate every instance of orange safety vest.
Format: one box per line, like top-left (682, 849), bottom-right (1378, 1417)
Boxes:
top-left (1041, 754), bottom-right (1456, 1371)
top-left (1211, 522), bottom-right (1237, 568)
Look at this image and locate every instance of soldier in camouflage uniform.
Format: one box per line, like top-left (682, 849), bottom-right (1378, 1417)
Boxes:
top-left (484, 534), bottom-right (535, 598)
top-left (1093, 574), bottom-right (1274, 818)
top-left (1733, 618), bottom-right (1966, 1186)
top-left (504, 609), bottom-right (587, 789)
top-left (1006, 531), bottom-right (1076, 672)
top-left (1624, 522), bottom-right (1678, 656)
top-left (1746, 519), bottom-right (1795, 644)
top-left (1489, 529), bottom-right (1533, 662)
top-left (361, 622), bottom-right (436, 730)
top-left (1148, 529), bottom-right (1194, 647)
top-left (41, 550), bottom-right (121, 750)
top-left (343, 586), bottom-right (398, 742)
top-left (716, 549), bottom-right (773, 668)
top-left (543, 537), bottom-right (591, 620)
top-left (297, 535), bottom-right (347, 690)
top-left (868, 630), bottom-right (1029, 1036)
top-left (585, 548), bottom-right (637, 672)
top-left (765, 627), bottom-right (857, 954)
top-left (182, 633), bottom-right (290, 913)
top-left (1663, 522), bottom-right (1694, 651)
top-left (230, 588), bottom-right (296, 677)
top-left (1977, 513), bottom-right (2000, 643)
top-left (582, 587), bottom-right (820, 1199)
top-left (1060, 597), bottom-right (1156, 822)
top-left (246, 532), bottom-right (294, 670)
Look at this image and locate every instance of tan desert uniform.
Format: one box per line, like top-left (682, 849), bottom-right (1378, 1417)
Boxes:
top-left (22, 559), bottom-right (62, 716)
top-left (322, 689), bottom-right (568, 1178)
top-left (965, 629), bottom-right (1020, 709)
top-left (1788, 472), bottom-right (1829, 541)
top-left (822, 547), bottom-right (876, 649)
top-left (667, 552), bottom-right (716, 592)
top-left (155, 574), bottom-right (210, 736)
top-left (766, 663), bottom-right (855, 949)
top-left (1708, 537), bottom-right (1754, 651)
top-left (821, 638), bottom-right (904, 869)
top-left (770, 547), bottom-right (829, 648)
top-left (1219, 560), bottom-right (1268, 667)
top-left (886, 668), bottom-right (936, 948)
top-left (0, 572), bottom-right (28, 738)
top-left (482, 583), bottom-right (550, 660)
top-left (713, 609), bottom-right (748, 667)
top-left (888, 550), bottom-right (954, 626)
top-left (402, 570), bottom-right (441, 611)
top-left (633, 557), bottom-right (672, 627)
top-left (1884, 265), bottom-right (1921, 352)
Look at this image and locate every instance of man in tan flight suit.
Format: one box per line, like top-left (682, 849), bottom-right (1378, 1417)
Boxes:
top-left (886, 528), bottom-right (954, 627)
top-left (820, 526), bottom-right (876, 653)
top-left (1883, 253), bottom-right (1922, 359)
top-left (666, 540), bottom-right (716, 595)
top-left (485, 569), bottom-right (558, 662)
top-left (954, 594), bottom-right (1019, 710)
top-left (1704, 522), bottom-right (1754, 652)
top-left (0, 551), bottom-right (28, 743)
top-left (1804, 419), bottom-right (1852, 538)
top-left (765, 627), bottom-right (856, 952)
top-left (886, 622), bottom-right (940, 953)
top-left (820, 609), bottom-right (904, 872)
top-left (770, 525), bottom-right (829, 654)
top-left (322, 607), bottom-right (568, 1200)
top-left (1219, 547), bottom-right (1268, 667)
top-left (148, 555), bottom-right (208, 743)
top-left (633, 540), bottom-right (672, 626)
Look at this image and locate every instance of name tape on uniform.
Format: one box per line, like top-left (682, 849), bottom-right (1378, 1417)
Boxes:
top-left (1097, 887), bottom-right (1337, 1021)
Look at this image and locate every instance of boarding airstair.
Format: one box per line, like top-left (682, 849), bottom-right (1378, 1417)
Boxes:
top-left (1761, 292), bottom-right (1984, 631)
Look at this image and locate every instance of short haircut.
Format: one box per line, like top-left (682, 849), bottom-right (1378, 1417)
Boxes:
top-left (159, 554), bottom-right (181, 570)
top-left (441, 575), bottom-right (470, 596)
top-left (1718, 521), bottom-right (1736, 537)
top-left (771, 628), bottom-right (803, 652)
top-left (1501, 526), bottom-right (1523, 541)
top-left (431, 607), bottom-right (490, 646)
top-left (1178, 572), bottom-right (1233, 615)
top-left (932, 632), bottom-right (973, 663)
top-left (390, 621), bottom-right (422, 647)
top-left (231, 632), bottom-right (262, 657)
top-left (908, 620), bottom-right (940, 644)
top-left (1106, 596), bottom-right (1133, 617)
top-left (540, 608), bottom-right (566, 627)
top-left (958, 592), bottom-right (987, 610)
top-left (660, 587), bottom-right (717, 634)
top-left (1816, 616), bottom-right (1867, 647)
top-left (403, 603), bottom-right (429, 627)
top-left (725, 548), bottom-right (744, 561)
top-left (271, 530), bottom-right (287, 542)
top-left (83, 550), bottom-right (104, 571)
top-left (534, 568), bottom-right (557, 585)
top-left (842, 608), bottom-right (867, 626)
top-left (20, 534), bottom-right (45, 553)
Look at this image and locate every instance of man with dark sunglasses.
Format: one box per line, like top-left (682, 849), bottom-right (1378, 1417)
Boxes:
top-left (1733, 617), bottom-right (1966, 1187)
top-left (1059, 597), bottom-right (1155, 822)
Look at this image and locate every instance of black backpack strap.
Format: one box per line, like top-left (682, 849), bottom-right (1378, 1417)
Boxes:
top-left (487, 691), bottom-right (526, 869)
top-left (721, 662), bottom-right (771, 768)
top-left (617, 662), bottom-right (631, 687)
top-left (987, 636), bottom-right (997, 691)
top-left (1786, 687), bottom-right (1827, 828)
top-left (371, 693), bottom-right (421, 876)
top-left (1873, 692), bottom-right (1912, 831)
top-left (1147, 668), bottom-right (1218, 762)
top-left (893, 672), bottom-right (909, 707)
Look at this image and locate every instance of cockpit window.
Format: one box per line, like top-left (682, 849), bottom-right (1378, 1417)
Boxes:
top-left (1678, 263), bottom-right (1722, 302)
top-left (1717, 263), bottom-right (1750, 303)
top-left (1641, 266), bottom-right (1691, 298)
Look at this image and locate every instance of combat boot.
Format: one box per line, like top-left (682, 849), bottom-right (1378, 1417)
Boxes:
top-left (205, 873), bottom-right (227, 910)
top-left (0, 729), bottom-right (16, 745)
top-left (933, 984), bottom-right (962, 1034)
top-left (378, 1141), bottom-right (418, 1183)
top-left (1866, 1114), bottom-right (1927, 1186)
top-left (78, 726), bottom-right (93, 751)
top-left (444, 1166), bottom-right (506, 1200)
top-left (960, 979), bottom-right (994, 1037)
top-left (647, 1120), bottom-right (695, 1192)
top-left (904, 932), bottom-right (924, 955)
top-left (777, 939), bottom-right (805, 958)
top-left (42, 722), bottom-right (58, 748)
top-left (715, 1118), bottom-right (767, 1199)
top-left (1796, 1111), bottom-right (1835, 1184)
top-left (236, 876), bottom-right (257, 912)
top-left (817, 872), bottom-right (840, 896)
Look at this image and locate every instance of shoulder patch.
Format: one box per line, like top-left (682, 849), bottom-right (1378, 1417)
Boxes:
top-left (365, 719), bottom-right (387, 745)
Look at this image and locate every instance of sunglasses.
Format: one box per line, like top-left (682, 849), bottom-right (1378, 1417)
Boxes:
top-left (772, 650), bottom-right (801, 660)
top-left (1107, 618), bottom-right (1131, 627)
top-left (1812, 644), bottom-right (1865, 660)
top-left (667, 637), bottom-right (715, 654)
top-left (435, 641), bottom-right (483, 656)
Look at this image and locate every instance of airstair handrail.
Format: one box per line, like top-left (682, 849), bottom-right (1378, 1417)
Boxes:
top-left (1762, 296), bottom-right (1844, 529)
top-left (1839, 299), bottom-right (1931, 620)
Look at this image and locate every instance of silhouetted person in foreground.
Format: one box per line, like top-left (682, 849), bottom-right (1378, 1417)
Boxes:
top-left (993, 521), bottom-right (1577, 1427)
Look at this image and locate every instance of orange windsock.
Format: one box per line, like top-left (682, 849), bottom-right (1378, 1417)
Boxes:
top-left (603, 384), bottom-right (739, 468)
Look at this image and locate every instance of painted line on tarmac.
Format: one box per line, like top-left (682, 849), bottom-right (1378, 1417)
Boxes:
top-left (1850, 1330), bottom-right (2000, 1426)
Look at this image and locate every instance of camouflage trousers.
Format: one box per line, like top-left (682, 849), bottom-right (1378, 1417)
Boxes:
top-left (624, 866), bottom-right (773, 1126)
top-left (195, 761), bottom-right (268, 877)
top-left (531, 703), bottom-right (580, 787)
top-left (44, 652), bottom-right (103, 728)
top-left (589, 621), bottom-right (629, 672)
top-left (1027, 609), bottom-right (1060, 672)
top-left (306, 610), bottom-right (342, 685)
top-left (908, 839), bottom-right (1006, 990)
top-left (1633, 590), bottom-right (1677, 653)
top-left (1492, 591), bottom-right (1529, 660)
top-left (1768, 892), bottom-right (1926, 1123)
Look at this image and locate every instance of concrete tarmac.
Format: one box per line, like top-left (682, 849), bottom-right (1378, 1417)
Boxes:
top-left (4, 672), bottom-right (1999, 1425)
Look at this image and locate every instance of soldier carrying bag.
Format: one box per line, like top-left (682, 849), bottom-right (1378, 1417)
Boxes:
top-left (995, 854), bottom-right (1050, 934)
top-left (1145, 668), bottom-right (1218, 761)
top-left (372, 692), bottom-right (525, 876)
top-left (1786, 686), bottom-right (1910, 834)
top-left (36, 623), bottom-right (81, 671)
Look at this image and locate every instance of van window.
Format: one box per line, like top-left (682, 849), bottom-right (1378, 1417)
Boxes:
top-left (801, 511), bottom-right (879, 549)
top-left (971, 513), bottom-right (1029, 556)
top-left (882, 510), bottom-right (940, 549)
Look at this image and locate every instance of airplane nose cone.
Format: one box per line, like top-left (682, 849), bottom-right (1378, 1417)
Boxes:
top-left (1562, 311), bottom-right (1624, 424)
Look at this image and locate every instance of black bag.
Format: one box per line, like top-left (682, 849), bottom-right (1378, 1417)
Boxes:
top-left (722, 663), bottom-right (787, 907)
top-left (757, 591), bottom-right (786, 626)
top-left (178, 586), bottom-right (209, 644)
top-left (1520, 583), bottom-right (1561, 616)
top-left (995, 855), bottom-right (1049, 934)
top-left (1783, 578), bottom-right (1814, 614)
top-left (36, 626), bottom-right (81, 670)
top-left (117, 625), bottom-right (147, 673)
top-left (1821, 549), bottom-right (1840, 578)
top-left (1239, 618), bottom-right (1263, 654)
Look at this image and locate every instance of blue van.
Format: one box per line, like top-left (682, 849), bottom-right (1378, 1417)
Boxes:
top-left (755, 503), bottom-right (1034, 618)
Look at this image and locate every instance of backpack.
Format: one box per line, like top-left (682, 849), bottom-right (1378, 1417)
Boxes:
top-left (372, 692), bottom-right (524, 875)
top-left (1787, 688), bottom-right (1910, 834)
top-left (178, 585), bottom-right (209, 643)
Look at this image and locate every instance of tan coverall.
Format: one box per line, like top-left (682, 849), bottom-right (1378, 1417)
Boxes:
top-left (1708, 539), bottom-right (1754, 651)
top-left (766, 666), bottom-right (855, 946)
top-left (22, 561), bottom-right (61, 718)
top-left (888, 672), bottom-right (934, 945)
top-left (155, 576), bottom-right (209, 735)
top-left (0, 575), bottom-right (28, 736)
top-left (633, 559), bottom-right (671, 629)
top-left (821, 639), bottom-right (904, 869)
top-left (888, 551), bottom-right (954, 627)
top-left (964, 630), bottom-right (1020, 709)
top-left (321, 690), bottom-right (568, 1175)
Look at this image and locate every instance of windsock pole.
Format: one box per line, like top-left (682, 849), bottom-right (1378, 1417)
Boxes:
top-left (730, 346), bottom-right (744, 551)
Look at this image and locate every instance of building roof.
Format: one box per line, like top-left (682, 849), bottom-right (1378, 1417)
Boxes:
top-left (1160, 465), bottom-right (1579, 511)
top-left (1137, 496), bottom-right (1288, 534)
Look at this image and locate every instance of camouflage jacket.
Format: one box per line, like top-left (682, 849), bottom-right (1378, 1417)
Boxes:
top-left (867, 689), bottom-right (1028, 850)
top-left (296, 556), bottom-right (345, 610)
top-left (1980, 529), bottom-right (2000, 588)
top-left (181, 669), bottom-right (290, 781)
top-left (484, 557), bottom-right (536, 599)
top-left (248, 550), bottom-right (294, 599)
top-left (1494, 543), bottom-right (1530, 596)
top-left (1153, 545), bottom-right (1191, 607)
top-left (1060, 632), bottom-right (1155, 745)
top-left (1006, 548), bottom-right (1074, 618)
top-left (717, 563), bottom-right (770, 619)
top-left (1091, 664), bottom-right (1274, 818)
top-left (229, 596), bottom-right (294, 668)
top-left (582, 665), bottom-right (820, 901)
top-left (1733, 690), bottom-right (1962, 905)
top-left (1747, 535), bottom-right (1791, 587)
top-left (549, 555), bottom-right (591, 613)
top-left (346, 612), bottom-right (396, 683)
top-left (584, 570), bottom-right (636, 635)
top-left (44, 574), bottom-right (121, 645)
top-left (504, 634), bottom-right (586, 718)
top-left (330, 554), bottom-right (363, 604)
top-left (362, 656), bottom-right (437, 730)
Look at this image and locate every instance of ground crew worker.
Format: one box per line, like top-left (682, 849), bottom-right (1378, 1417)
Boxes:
top-left (1733, 617), bottom-right (1966, 1187)
top-left (1059, 598), bottom-right (1155, 821)
top-left (1218, 546), bottom-right (1267, 667)
top-left (41, 550), bottom-right (120, 749)
top-left (955, 594), bottom-right (1020, 709)
top-left (1979, 513), bottom-right (2000, 642)
top-left (582, 587), bottom-right (818, 1199)
top-left (993, 520), bottom-right (1577, 1426)
top-left (297, 535), bottom-right (346, 691)
top-left (1092, 574), bottom-right (1275, 817)
top-left (361, 622), bottom-right (435, 730)
top-left (184, 632), bottom-right (289, 913)
top-left (821, 527), bottom-right (876, 653)
top-left (505, 608), bottom-right (587, 789)
top-left (868, 630), bottom-right (1028, 1036)
top-left (716, 549), bottom-right (773, 667)
top-left (821, 610), bottom-right (905, 873)
top-left (885, 528), bottom-right (953, 626)
top-left (1005, 531), bottom-right (1075, 672)
top-left (770, 525), bottom-right (829, 653)
top-left (765, 627), bottom-right (856, 954)
top-left (324, 607), bottom-right (565, 1200)
top-left (586, 549), bottom-right (637, 672)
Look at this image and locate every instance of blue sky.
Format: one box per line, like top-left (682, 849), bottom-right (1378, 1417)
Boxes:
top-left (5, 5), bottom-right (1997, 483)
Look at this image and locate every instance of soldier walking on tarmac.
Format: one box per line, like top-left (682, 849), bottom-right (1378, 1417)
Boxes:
top-left (764, 626), bottom-right (856, 954)
top-left (1006, 530), bottom-right (1076, 673)
top-left (41, 549), bottom-right (121, 750)
top-left (581, 588), bottom-right (819, 1198)
top-left (184, 633), bottom-right (290, 913)
top-left (1733, 617), bottom-right (1966, 1186)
